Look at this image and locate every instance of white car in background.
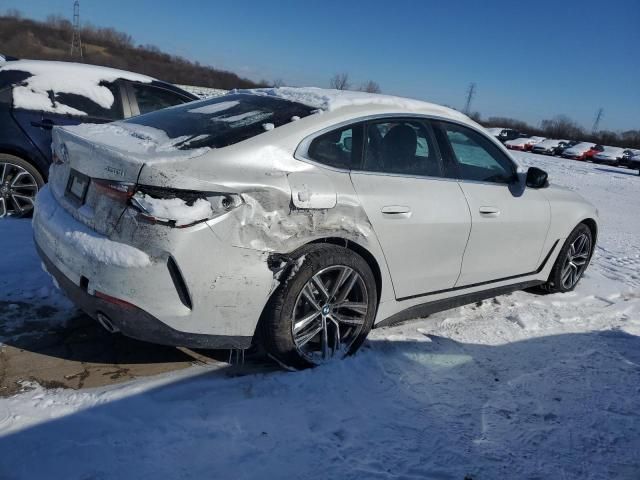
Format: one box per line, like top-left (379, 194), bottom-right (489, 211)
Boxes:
top-left (33, 88), bottom-right (598, 369)
top-left (505, 136), bottom-right (545, 151)
top-left (562, 142), bottom-right (596, 160)
top-left (592, 146), bottom-right (625, 166)
top-left (531, 139), bottom-right (568, 155)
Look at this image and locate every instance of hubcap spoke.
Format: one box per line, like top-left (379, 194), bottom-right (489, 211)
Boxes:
top-left (311, 275), bottom-right (331, 301)
top-left (295, 324), bottom-right (324, 347)
top-left (332, 312), bottom-right (366, 326)
top-left (335, 301), bottom-right (368, 315)
top-left (0, 197), bottom-right (6, 218)
top-left (293, 310), bottom-right (321, 333)
top-left (301, 284), bottom-right (322, 311)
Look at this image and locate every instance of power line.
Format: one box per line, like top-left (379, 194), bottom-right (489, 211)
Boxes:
top-left (70, 0), bottom-right (82, 58)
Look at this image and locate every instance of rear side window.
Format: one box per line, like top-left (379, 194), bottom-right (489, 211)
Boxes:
top-left (125, 93), bottom-right (315, 150)
top-left (362, 119), bottom-right (443, 177)
top-left (54, 82), bottom-right (123, 120)
top-left (439, 122), bottom-right (516, 184)
top-left (132, 84), bottom-right (190, 115)
top-left (307, 124), bottom-right (362, 169)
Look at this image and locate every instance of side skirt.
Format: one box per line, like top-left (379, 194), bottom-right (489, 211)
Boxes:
top-left (374, 279), bottom-right (544, 329)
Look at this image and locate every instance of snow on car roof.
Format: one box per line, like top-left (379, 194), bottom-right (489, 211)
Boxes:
top-left (242, 87), bottom-right (471, 122)
top-left (0, 59), bottom-right (154, 116)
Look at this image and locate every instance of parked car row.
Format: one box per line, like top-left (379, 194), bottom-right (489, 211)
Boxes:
top-left (488, 126), bottom-right (639, 174)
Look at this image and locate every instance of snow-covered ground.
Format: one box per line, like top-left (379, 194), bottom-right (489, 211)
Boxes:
top-left (1, 153), bottom-right (639, 479)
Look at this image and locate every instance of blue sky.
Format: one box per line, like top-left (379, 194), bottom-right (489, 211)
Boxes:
top-left (4, 0), bottom-right (639, 130)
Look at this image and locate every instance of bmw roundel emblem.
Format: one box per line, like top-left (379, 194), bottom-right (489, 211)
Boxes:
top-left (59, 143), bottom-right (69, 164)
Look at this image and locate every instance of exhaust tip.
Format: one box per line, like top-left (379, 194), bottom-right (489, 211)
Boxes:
top-left (96, 313), bottom-right (120, 334)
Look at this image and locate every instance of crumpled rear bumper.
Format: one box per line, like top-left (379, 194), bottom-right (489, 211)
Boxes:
top-left (37, 243), bottom-right (252, 349)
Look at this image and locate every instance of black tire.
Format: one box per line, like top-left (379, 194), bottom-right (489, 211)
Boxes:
top-left (542, 223), bottom-right (593, 293)
top-left (260, 244), bottom-right (378, 370)
top-left (0, 153), bottom-right (44, 218)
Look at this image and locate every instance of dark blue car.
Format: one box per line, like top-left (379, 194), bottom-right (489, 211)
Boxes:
top-left (0, 58), bottom-right (197, 218)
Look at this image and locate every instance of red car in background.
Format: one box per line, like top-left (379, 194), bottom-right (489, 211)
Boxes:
top-left (584, 144), bottom-right (604, 161)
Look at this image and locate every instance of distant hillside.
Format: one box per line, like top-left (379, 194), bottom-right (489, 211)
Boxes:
top-left (0, 14), bottom-right (264, 89)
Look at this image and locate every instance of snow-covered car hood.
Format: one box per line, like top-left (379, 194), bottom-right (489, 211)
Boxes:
top-left (505, 138), bottom-right (532, 147)
top-left (595, 147), bottom-right (624, 158)
top-left (564, 143), bottom-right (595, 155)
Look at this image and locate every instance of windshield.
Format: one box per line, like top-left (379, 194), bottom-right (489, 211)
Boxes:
top-left (124, 93), bottom-right (315, 150)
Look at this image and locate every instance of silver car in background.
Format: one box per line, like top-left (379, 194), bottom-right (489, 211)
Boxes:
top-left (33, 88), bottom-right (598, 369)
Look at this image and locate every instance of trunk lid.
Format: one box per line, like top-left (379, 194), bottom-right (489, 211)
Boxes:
top-left (49, 126), bottom-right (145, 236)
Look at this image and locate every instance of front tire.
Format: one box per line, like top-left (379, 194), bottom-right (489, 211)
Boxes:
top-left (0, 154), bottom-right (44, 218)
top-left (260, 244), bottom-right (378, 370)
top-left (543, 224), bottom-right (593, 293)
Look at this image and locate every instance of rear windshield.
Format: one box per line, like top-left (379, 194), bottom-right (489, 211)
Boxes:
top-left (123, 93), bottom-right (316, 150)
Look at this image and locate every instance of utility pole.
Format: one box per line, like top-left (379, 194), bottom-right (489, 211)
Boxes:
top-left (592, 107), bottom-right (604, 133)
top-left (464, 82), bottom-right (476, 114)
top-left (70, 0), bottom-right (83, 58)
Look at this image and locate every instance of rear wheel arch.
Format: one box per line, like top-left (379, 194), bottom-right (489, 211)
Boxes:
top-left (308, 237), bottom-right (383, 306)
top-left (580, 218), bottom-right (598, 246)
top-left (0, 147), bottom-right (48, 180)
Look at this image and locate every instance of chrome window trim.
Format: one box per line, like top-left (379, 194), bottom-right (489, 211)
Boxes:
top-left (294, 112), bottom-right (517, 184)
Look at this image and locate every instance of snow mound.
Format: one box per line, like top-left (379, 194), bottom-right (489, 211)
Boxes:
top-left (1, 60), bottom-right (154, 116)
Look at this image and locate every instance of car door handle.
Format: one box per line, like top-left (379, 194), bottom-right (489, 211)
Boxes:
top-left (479, 206), bottom-right (500, 217)
top-left (381, 205), bottom-right (412, 216)
top-left (31, 119), bottom-right (55, 130)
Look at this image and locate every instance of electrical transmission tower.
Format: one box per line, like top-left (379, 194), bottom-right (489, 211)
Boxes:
top-left (464, 82), bottom-right (476, 114)
top-left (70, 0), bottom-right (83, 58)
top-left (592, 107), bottom-right (604, 133)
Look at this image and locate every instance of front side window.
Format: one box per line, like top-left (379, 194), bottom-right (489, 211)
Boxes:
top-left (362, 119), bottom-right (443, 177)
top-left (132, 84), bottom-right (190, 115)
top-left (440, 122), bottom-right (516, 184)
top-left (307, 124), bottom-right (361, 169)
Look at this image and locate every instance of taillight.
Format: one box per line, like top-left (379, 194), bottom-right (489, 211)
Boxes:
top-left (94, 179), bottom-right (136, 202)
top-left (129, 185), bottom-right (242, 228)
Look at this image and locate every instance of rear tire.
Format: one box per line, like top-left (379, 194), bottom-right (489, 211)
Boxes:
top-left (542, 224), bottom-right (593, 293)
top-left (0, 154), bottom-right (44, 218)
top-left (260, 244), bottom-right (378, 370)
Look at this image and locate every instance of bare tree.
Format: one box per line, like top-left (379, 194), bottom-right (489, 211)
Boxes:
top-left (272, 78), bottom-right (285, 88)
top-left (329, 72), bottom-right (350, 90)
top-left (5, 9), bottom-right (22, 19)
top-left (359, 80), bottom-right (381, 93)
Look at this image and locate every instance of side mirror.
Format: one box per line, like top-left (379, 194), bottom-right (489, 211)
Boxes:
top-left (526, 167), bottom-right (548, 189)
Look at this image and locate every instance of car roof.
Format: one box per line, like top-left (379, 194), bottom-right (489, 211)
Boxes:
top-left (0, 59), bottom-right (157, 83)
top-left (239, 87), bottom-right (476, 127)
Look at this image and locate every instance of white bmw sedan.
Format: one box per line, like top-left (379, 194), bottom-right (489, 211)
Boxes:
top-left (33, 88), bottom-right (598, 369)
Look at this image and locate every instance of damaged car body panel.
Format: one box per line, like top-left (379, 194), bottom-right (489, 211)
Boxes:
top-left (32, 88), bottom-right (598, 364)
